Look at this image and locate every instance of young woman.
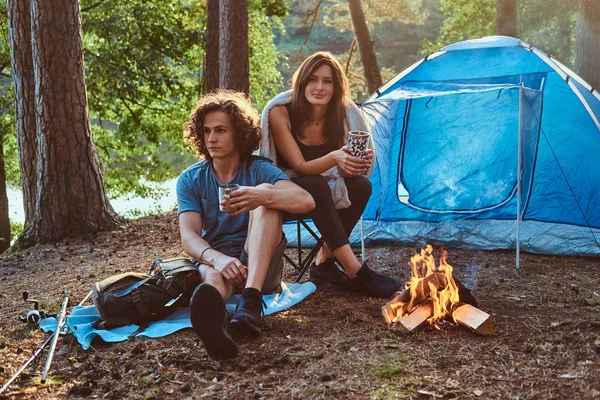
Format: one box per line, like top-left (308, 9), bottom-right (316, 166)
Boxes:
top-left (264, 51), bottom-right (401, 298)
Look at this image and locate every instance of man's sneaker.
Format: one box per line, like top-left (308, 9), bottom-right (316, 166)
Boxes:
top-left (349, 262), bottom-right (403, 298)
top-left (189, 283), bottom-right (238, 360)
top-left (230, 287), bottom-right (264, 338)
top-left (309, 258), bottom-right (351, 289)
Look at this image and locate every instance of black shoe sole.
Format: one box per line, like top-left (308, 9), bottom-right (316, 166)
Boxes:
top-left (190, 283), bottom-right (238, 360)
top-left (230, 314), bottom-right (262, 339)
top-left (309, 275), bottom-right (352, 291)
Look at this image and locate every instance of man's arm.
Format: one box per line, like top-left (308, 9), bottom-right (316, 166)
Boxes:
top-left (225, 179), bottom-right (315, 216)
top-left (179, 211), bottom-right (247, 286)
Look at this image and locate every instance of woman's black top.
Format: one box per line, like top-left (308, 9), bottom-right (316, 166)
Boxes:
top-left (275, 103), bottom-right (336, 170)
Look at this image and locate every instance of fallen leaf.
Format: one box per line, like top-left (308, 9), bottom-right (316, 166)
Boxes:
top-left (473, 389), bottom-right (483, 396)
top-left (558, 374), bottom-right (581, 379)
top-left (417, 389), bottom-right (442, 398)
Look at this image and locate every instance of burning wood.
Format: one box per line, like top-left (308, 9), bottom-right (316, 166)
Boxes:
top-left (391, 301), bottom-right (433, 333)
top-left (382, 245), bottom-right (498, 335)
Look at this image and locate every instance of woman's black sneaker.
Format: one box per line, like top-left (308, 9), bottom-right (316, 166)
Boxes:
top-left (189, 283), bottom-right (238, 360)
top-left (309, 258), bottom-right (351, 289)
top-left (349, 262), bottom-right (402, 298)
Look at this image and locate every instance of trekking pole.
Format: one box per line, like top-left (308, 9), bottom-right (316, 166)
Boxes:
top-left (40, 291), bottom-right (69, 384)
top-left (79, 290), bottom-right (92, 306)
top-left (0, 290), bottom-right (91, 393)
top-left (0, 335), bottom-right (52, 394)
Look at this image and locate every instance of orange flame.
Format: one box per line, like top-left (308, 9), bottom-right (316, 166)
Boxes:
top-left (384, 246), bottom-right (461, 325)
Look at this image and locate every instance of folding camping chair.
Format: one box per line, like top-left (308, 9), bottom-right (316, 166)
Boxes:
top-left (282, 213), bottom-right (365, 283)
top-left (282, 214), bottom-right (325, 283)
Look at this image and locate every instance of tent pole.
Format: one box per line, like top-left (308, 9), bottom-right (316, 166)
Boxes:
top-left (517, 84), bottom-right (523, 269)
top-left (360, 215), bottom-right (365, 263)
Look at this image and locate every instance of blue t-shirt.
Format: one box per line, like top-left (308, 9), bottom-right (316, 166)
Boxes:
top-left (176, 156), bottom-right (289, 249)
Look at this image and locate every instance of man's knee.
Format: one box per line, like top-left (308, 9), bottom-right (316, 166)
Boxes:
top-left (201, 266), bottom-right (225, 285)
top-left (250, 204), bottom-right (282, 221)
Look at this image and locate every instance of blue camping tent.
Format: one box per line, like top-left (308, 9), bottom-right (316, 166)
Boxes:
top-left (358, 36), bottom-right (600, 255)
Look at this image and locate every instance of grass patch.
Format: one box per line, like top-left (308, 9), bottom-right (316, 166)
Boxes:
top-left (360, 353), bottom-right (409, 381)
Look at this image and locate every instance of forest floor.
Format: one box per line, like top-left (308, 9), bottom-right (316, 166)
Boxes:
top-left (0, 212), bottom-right (599, 400)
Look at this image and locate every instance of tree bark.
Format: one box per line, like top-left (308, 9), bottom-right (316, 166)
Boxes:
top-left (346, 0), bottom-right (382, 95)
top-left (575, 0), bottom-right (600, 90)
top-left (204, 0), bottom-right (220, 93)
top-left (20, 0), bottom-right (121, 245)
top-left (0, 138), bottom-right (9, 253)
top-left (219, 0), bottom-right (249, 94)
top-left (496, 0), bottom-right (517, 37)
top-left (7, 0), bottom-right (37, 228)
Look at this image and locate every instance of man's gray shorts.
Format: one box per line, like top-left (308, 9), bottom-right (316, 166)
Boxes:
top-left (213, 234), bottom-right (287, 294)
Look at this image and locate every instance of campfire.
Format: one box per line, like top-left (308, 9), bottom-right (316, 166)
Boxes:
top-left (382, 245), bottom-right (498, 335)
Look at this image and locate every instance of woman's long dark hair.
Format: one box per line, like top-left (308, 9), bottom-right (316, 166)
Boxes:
top-left (291, 51), bottom-right (350, 148)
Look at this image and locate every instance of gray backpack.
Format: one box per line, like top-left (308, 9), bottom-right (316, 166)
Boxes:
top-left (92, 258), bottom-right (201, 333)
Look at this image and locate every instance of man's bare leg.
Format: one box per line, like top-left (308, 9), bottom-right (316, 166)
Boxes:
top-left (244, 204), bottom-right (283, 290)
top-left (231, 184), bottom-right (283, 337)
top-left (198, 265), bottom-right (234, 300)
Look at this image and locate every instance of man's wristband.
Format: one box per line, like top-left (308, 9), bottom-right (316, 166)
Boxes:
top-left (199, 247), bottom-right (212, 264)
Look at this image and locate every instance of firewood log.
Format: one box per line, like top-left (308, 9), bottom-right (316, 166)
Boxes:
top-left (382, 272), bottom-right (447, 322)
top-left (452, 304), bottom-right (498, 335)
top-left (392, 301), bottom-right (433, 333)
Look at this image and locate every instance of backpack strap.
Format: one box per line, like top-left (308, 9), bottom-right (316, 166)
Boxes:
top-left (92, 317), bottom-right (149, 338)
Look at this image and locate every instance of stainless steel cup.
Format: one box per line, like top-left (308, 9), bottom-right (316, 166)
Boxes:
top-left (218, 184), bottom-right (240, 213)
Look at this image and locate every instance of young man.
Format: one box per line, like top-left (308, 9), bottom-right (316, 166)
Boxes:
top-left (177, 90), bottom-right (315, 360)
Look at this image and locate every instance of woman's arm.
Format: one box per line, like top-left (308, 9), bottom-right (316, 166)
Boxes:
top-left (270, 105), bottom-right (369, 176)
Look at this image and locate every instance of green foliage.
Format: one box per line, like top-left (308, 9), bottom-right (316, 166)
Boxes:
top-left (1, 1), bottom-right (19, 188)
top-left (250, 0), bottom-right (289, 18)
top-left (422, 0), bottom-right (577, 67)
top-left (422, 0), bottom-right (495, 54)
top-left (79, 0), bottom-right (286, 199)
top-left (274, 0), bottom-right (442, 100)
top-left (10, 219), bottom-right (23, 243)
top-left (337, 50), bottom-right (397, 102)
top-left (519, 0), bottom-right (577, 66)
top-left (323, 0), bottom-right (428, 33)
top-left (249, 10), bottom-right (285, 109)
top-left (81, 0), bottom-right (202, 199)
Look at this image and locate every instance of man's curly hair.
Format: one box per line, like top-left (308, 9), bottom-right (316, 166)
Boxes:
top-left (183, 90), bottom-right (261, 160)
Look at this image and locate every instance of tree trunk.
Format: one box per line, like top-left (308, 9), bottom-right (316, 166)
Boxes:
top-left (575, 0), bottom-right (600, 90)
top-left (0, 138), bottom-right (9, 253)
top-left (219, 0), bottom-right (249, 94)
top-left (496, 0), bottom-right (517, 37)
top-left (346, 0), bottom-right (382, 95)
top-left (204, 0), bottom-right (220, 93)
top-left (20, 0), bottom-right (121, 245)
top-left (7, 0), bottom-right (37, 228)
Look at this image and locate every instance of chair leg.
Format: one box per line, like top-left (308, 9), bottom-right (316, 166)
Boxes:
top-left (297, 219), bottom-right (302, 269)
top-left (294, 238), bottom-right (324, 283)
top-left (283, 253), bottom-right (300, 271)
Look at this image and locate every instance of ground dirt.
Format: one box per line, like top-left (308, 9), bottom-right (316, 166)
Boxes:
top-left (0, 212), bottom-right (599, 400)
